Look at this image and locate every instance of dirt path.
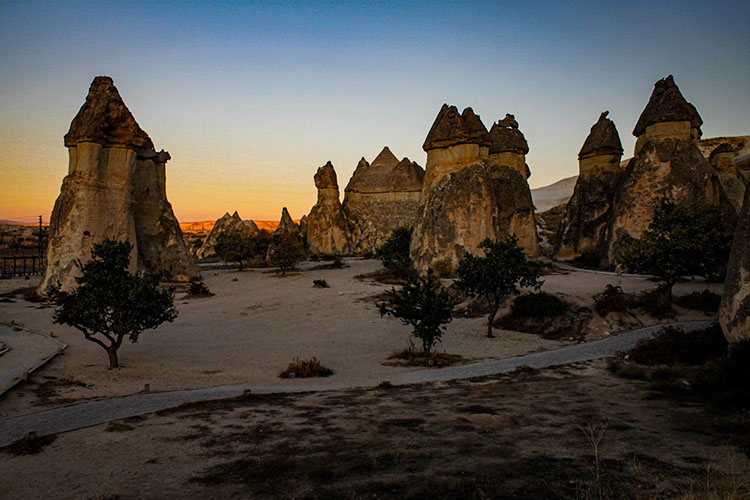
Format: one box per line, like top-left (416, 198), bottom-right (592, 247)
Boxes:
top-left (0, 320), bottom-right (714, 447)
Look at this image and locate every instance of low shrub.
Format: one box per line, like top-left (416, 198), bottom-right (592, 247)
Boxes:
top-left (593, 285), bottom-right (635, 316)
top-left (313, 279), bottom-right (329, 288)
top-left (187, 280), bottom-right (213, 297)
top-left (628, 324), bottom-right (727, 366)
top-left (384, 341), bottom-right (464, 367)
top-left (510, 292), bottom-right (566, 318)
top-left (432, 259), bottom-right (454, 278)
top-left (674, 289), bottom-right (722, 313)
top-left (279, 357), bottom-right (333, 379)
top-left (635, 286), bottom-right (674, 318)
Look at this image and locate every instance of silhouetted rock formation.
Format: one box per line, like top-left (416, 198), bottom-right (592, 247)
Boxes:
top-left (555, 112), bottom-right (624, 263)
top-left (41, 76), bottom-right (197, 293)
top-left (342, 147), bottom-right (424, 254)
top-left (265, 207), bottom-right (300, 264)
top-left (411, 105), bottom-right (538, 273)
top-left (196, 211), bottom-right (260, 259)
top-left (607, 76), bottom-right (717, 262)
top-left (304, 161), bottom-right (352, 256)
top-left (720, 186), bottom-right (750, 343)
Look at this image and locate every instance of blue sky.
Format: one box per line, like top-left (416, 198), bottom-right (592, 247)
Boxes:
top-left (1, 1), bottom-right (748, 221)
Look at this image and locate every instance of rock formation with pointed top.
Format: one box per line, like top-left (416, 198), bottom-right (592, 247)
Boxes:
top-left (633, 74), bottom-right (703, 154)
top-left (41, 76), bottom-right (198, 293)
top-left (196, 211), bottom-right (260, 260)
top-left (607, 76), bottom-right (718, 262)
top-left (411, 105), bottom-right (538, 273)
top-left (555, 112), bottom-right (625, 263)
top-left (266, 207), bottom-right (302, 264)
top-left (487, 114), bottom-right (531, 178)
top-left (342, 147), bottom-right (425, 254)
top-left (720, 186), bottom-right (750, 343)
top-left (304, 161), bottom-right (352, 256)
top-left (422, 105), bottom-right (491, 189)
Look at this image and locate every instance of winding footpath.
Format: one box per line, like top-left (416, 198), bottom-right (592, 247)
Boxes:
top-left (0, 320), bottom-right (714, 447)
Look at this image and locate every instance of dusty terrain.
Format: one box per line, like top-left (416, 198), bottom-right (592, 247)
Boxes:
top-left (0, 259), bottom-right (720, 418)
top-left (2, 361), bottom-right (748, 499)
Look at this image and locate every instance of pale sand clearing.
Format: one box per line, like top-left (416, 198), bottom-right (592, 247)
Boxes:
top-left (0, 259), bottom-right (719, 418)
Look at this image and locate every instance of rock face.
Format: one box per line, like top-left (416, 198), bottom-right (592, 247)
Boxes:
top-left (556, 112), bottom-right (624, 263)
top-left (342, 147), bottom-right (425, 254)
top-left (720, 186), bottom-right (750, 343)
top-left (607, 76), bottom-right (717, 262)
top-left (41, 76), bottom-right (197, 293)
top-left (304, 162), bottom-right (352, 256)
top-left (196, 211), bottom-right (260, 259)
top-left (411, 104), bottom-right (538, 273)
top-left (709, 143), bottom-right (747, 217)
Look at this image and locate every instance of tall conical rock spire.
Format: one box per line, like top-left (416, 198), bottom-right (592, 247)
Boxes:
top-left (579, 111), bottom-right (623, 159)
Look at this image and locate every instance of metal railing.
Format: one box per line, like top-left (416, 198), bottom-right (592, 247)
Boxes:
top-left (1, 256), bottom-right (46, 279)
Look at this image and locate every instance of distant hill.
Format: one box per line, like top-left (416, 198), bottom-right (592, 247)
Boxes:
top-left (179, 219), bottom-right (301, 234)
top-left (531, 176), bottom-right (577, 212)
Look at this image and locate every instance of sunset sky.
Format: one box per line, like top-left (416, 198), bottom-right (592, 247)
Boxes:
top-left (1, 1), bottom-right (748, 223)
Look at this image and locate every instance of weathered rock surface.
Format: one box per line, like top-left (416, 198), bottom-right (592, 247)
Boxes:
top-left (412, 104), bottom-right (538, 273)
top-left (195, 211), bottom-right (260, 259)
top-left (607, 76), bottom-right (717, 263)
top-left (556, 112), bottom-right (624, 263)
top-left (342, 148), bottom-right (425, 254)
top-left (709, 143), bottom-right (747, 217)
top-left (720, 186), bottom-right (750, 343)
top-left (411, 162), bottom-right (538, 273)
top-left (607, 138), bottom-right (717, 261)
top-left (304, 162), bottom-right (352, 256)
top-left (41, 76), bottom-right (197, 293)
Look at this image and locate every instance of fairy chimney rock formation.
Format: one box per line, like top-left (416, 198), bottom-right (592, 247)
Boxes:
top-left (411, 105), bottom-right (538, 273)
top-left (265, 207), bottom-right (301, 264)
top-left (487, 114), bottom-right (531, 178)
top-left (633, 75), bottom-right (703, 154)
top-left (720, 186), bottom-right (750, 343)
top-left (304, 162), bottom-right (352, 256)
top-left (422, 105), bottom-right (491, 189)
top-left (342, 147), bottom-right (425, 254)
top-left (607, 76), bottom-right (717, 262)
top-left (41, 76), bottom-right (197, 293)
top-left (709, 144), bottom-right (746, 217)
top-left (196, 211), bottom-right (260, 259)
top-left (555, 112), bottom-right (624, 262)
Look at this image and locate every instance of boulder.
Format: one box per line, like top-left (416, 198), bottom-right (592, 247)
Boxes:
top-left (342, 148), bottom-right (424, 254)
top-left (304, 161), bottom-right (352, 256)
top-left (720, 186), bottom-right (750, 343)
top-left (196, 211), bottom-right (260, 259)
top-left (41, 76), bottom-right (197, 293)
top-left (556, 112), bottom-right (624, 263)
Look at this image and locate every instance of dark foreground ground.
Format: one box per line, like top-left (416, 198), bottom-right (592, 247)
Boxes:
top-left (1, 360), bottom-right (748, 499)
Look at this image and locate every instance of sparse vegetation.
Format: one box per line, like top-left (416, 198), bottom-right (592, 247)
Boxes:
top-left (279, 356), bottom-right (333, 378)
top-left (619, 200), bottom-right (735, 298)
top-left (674, 289), bottom-right (722, 313)
top-left (593, 284), bottom-right (634, 316)
top-left (49, 240), bottom-right (177, 368)
top-left (384, 340), bottom-right (464, 367)
top-left (456, 236), bottom-right (542, 338)
top-left (510, 291), bottom-right (566, 318)
top-left (186, 280), bottom-right (213, 297)
top-left (312, 279), bottom-right (329, 288)
top-left (375, 226), bottom-right (413, 280)
top-left (215, 231), bottom-right (269, 271)
top-left (1, 433), bottom-right (56, 456)
top-left (628, 325), bottom-right (727, 366)
top-left (379, 271), bottom-right (454, 355)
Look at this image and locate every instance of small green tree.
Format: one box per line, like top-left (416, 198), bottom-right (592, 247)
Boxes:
top-left (214, 231), bottom-right (255, 271)
top-left (456, 236), bottom-right (542, 338)
top-left (269, 231), bottom-right (306, 275)
top-left (375, 226), bottom-right (413, 279)
top-left (379, 271), bottom-right (454, 355)
top-left (619, 200), bottom-right (735, 299)
top-left (49, 240), bottom-right (177, 368)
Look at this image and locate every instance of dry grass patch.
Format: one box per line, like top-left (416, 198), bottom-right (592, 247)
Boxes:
top-left (383, 345), bottom-right (465, 368)
top-left (279, 356), bottom-right (333, 378)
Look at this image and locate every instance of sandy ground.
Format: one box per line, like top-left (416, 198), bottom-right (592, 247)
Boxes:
top-left (0, 259), bottom-right (720, 418)
top-left (1, 360), bottom-right (747, 499)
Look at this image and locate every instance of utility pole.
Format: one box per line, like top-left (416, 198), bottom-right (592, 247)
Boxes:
top-left (38, 215), bottom-right (43, 258)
